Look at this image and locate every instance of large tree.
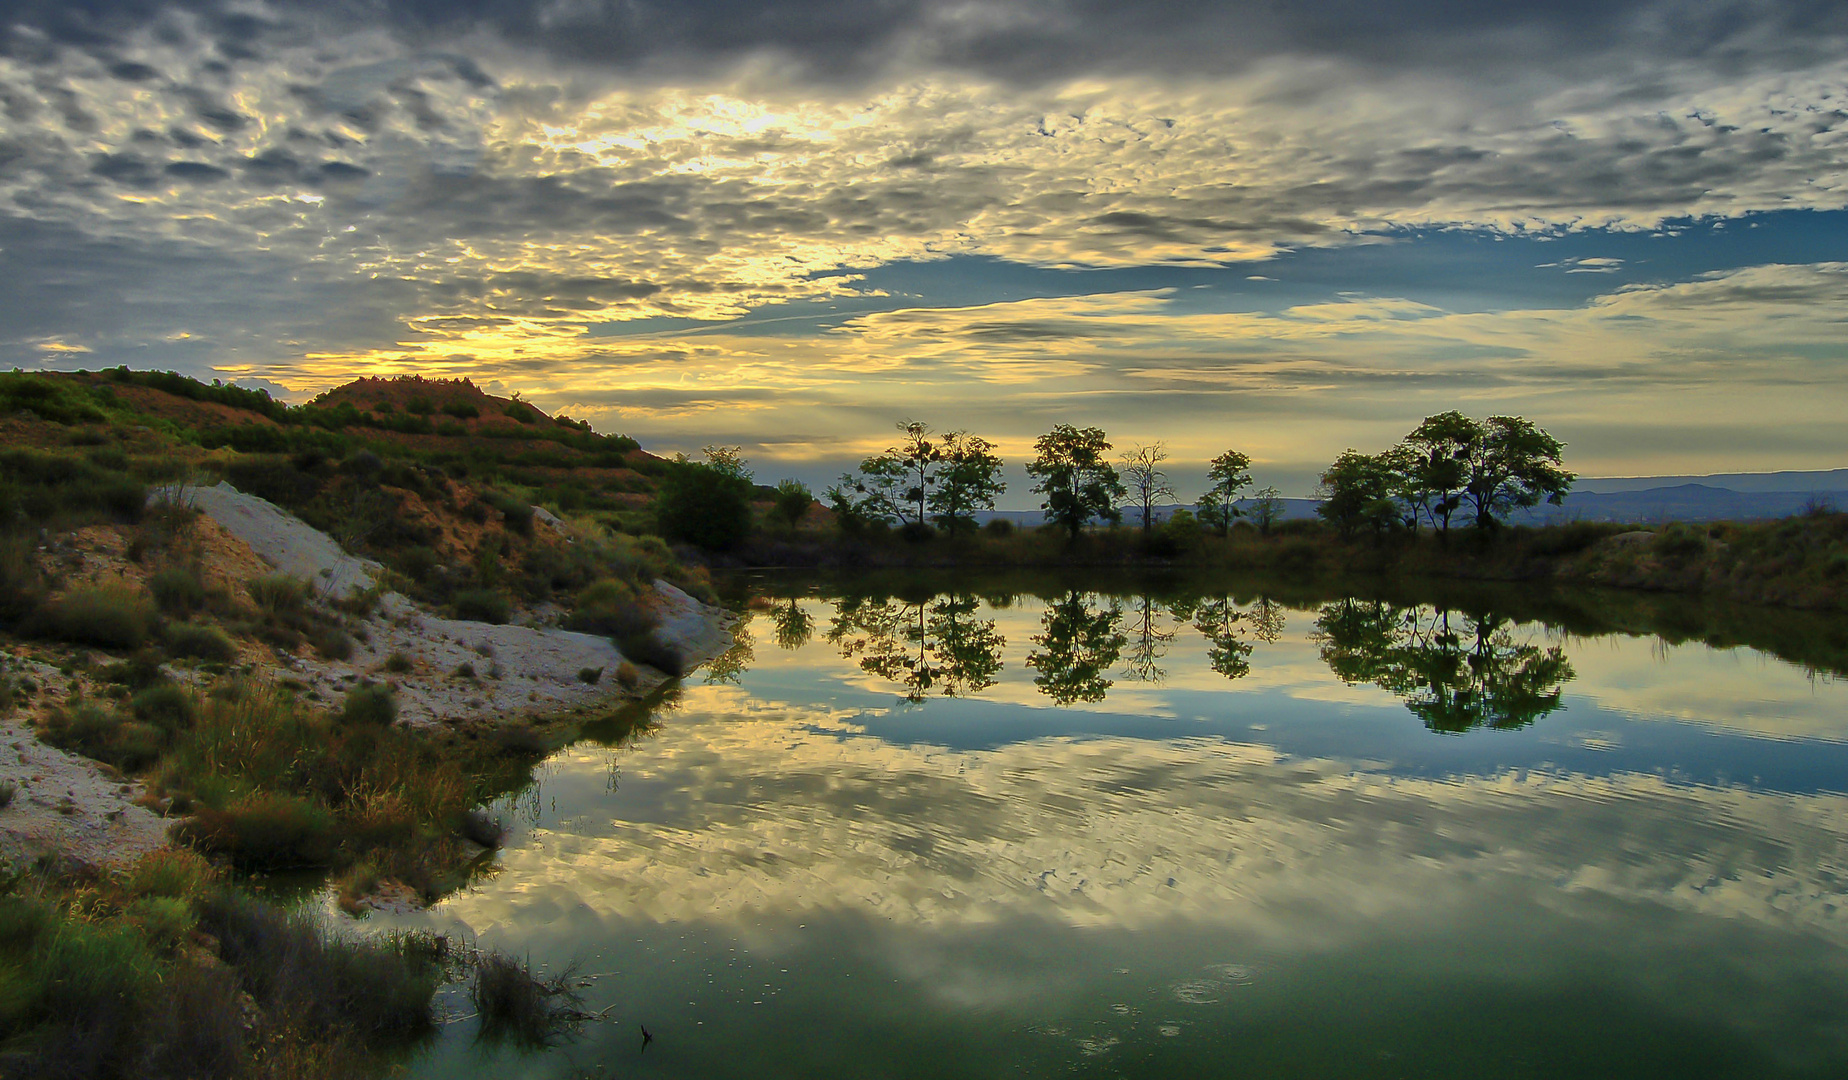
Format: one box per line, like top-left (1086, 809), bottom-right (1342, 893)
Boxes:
top-left (891, 420), bottom-right (938, 528)
top-left (1196, 449), bottom-right (1254, 537)
top-left (928, 431), bottom-right (1006, 536)
top-left (1027, 425), bottom-right (1125, 538)
top-left (1315, 449), bottom-right (1399, 541)
top-left (1462, 416), bottom-right (1575, 530)
top-left (1120, 443), bottom-right (1176, 534)
top-left (655, 447), bottom-right (754, 550)
top-left (1396, 411), bottom-right (1480, 542)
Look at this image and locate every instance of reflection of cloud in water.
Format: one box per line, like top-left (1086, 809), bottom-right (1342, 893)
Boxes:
top-left (1565, 636), bottom-right (1848, 742)
top-left (446, 684), bottom-right (1848, 945)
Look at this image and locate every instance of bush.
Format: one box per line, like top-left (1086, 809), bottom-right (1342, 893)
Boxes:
top-left (165, 621), bottom-right (236, 662)
top-left (452, 588), bottom-right (511, 624)
top-left (248, 574), bottom-right (309, 616)
top-left (383, 651), bottom-right (413, 674)
top-left (42, 701), bottom-right (170, 770)
top-left (441, 401), bottom-right (480, 420)
top-left (483, 492), bottom-right (535, 536)
top-left (149, 565), bottom-right (206, 614)
top-left (576, 666), bottom-right (602, 684)
top-left (311, 625), bottom-right (354, 660)
top-left (342, 684), bottom-right (397, 727)
top-left (124, 848), bottom-right (216, 900)
top-left (982, 517), bottom-right (1015, 538)
top-left (200, 892), bottom-right (439, 1039)
top-left (33, 586), bottom-right (157, 649)
top-left (0, 780), bottom-right (14, 809)
top-left (131, 683), bottom-right (195, 733)
top-left (176, 793), bottom-right (337, 868)
top-left (459, 808), bottom-right (506, 848)
top-left (565, 578), bottom-right (658, 638)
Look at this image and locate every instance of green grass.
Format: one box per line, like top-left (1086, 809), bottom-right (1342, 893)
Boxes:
top-left (30, 586), bottom-right (158, 649)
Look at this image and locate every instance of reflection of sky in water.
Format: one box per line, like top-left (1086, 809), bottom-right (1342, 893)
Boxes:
top-left (385, 592), bottom-right (1848, 1079)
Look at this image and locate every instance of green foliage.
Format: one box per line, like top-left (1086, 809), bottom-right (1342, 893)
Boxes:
top-left (441, 400), bottom-right (480, 419)
top-left (131, 683), bottom-right (194, 733)
top-left (1316, 450), bottom-right (1401, 541)
top-left (341, 684), bottom-right (398, 727)
top-left (483, 490), bottom-right (535, 535)
top-left (164, 621), bottom-right (236, 662)
top-left (1027, 424), bottom-right (1125, 539)
top-left (247, 573), bottom-right (309, 616)
top-left (176, 792), bottom-right (338, 868)
top-left (930, 431), bottom-right (1006, 535)
top-left (148, 565), bottom-right (205, 614)
top-left (0, 371), bottom-right (113, 424)
top-left (502, 401), bottom-right (538, 424)
top-left (655, 459), bottom-right (754, 550)
top-left (772, 478), bottom-right (814, 528)
top-left (1248, 485), bottom-right (1286, 535)
top-left (565, 578), bottom-right (657, 638)
top-left (452, 587), bottom-right (512, 624)
top-left (0, 448), bottom-right (146, 529)
top-left (33, 585), bottom-right (158, 649)
top-left (1198, 449), bottom-right (1254, 537)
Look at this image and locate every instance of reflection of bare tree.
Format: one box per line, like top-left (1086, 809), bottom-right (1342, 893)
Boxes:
top-left (825, 594), bottom-right (1004, 702)
top-left (1027, 591), bottom-right (1126, 705)
top-left (1119, 594), bottom-right (1178, 683)
top-left (702, 617), bottom-right (755, 685)
top-left (769, 598), bottom-right (813, 650)
top-left (1312, 600), bottom-right (1575, 732)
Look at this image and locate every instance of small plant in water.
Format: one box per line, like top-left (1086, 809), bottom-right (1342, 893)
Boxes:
top-left (471, 952), bottom-right (584, 1047)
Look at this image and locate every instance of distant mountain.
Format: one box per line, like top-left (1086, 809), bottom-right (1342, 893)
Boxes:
top-left (1577, 469), bottom-right (1848, 495)
top-left (1512, 484), bottom-right (1846, 524)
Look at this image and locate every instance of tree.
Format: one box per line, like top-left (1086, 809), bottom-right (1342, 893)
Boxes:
top-left (891, 421), bottom-right (938, 528)
top-left (1248, 486), bottom-right (1286, 535)
top-left (1397, 412), bottom-right (1480, 542)
top-left (928, 431), bottom-right (1006, 536)
top-left (826, 453), bottom-right (907, 532)
top-left (1120, 443), bottom-right (1176, 534)
top-left (1315, 450), bottom-right (1399, 541)
top-left (1027, 425), bottom-right (1125, 539)
top-left (771, 479), bottom-right (814, 529)
top-left (1197, 449), bottom-right (1254, 537)
top-left (1462, 416), bottom-right (1575, 531)
top-left (655, 453), bottom-right (754, 550)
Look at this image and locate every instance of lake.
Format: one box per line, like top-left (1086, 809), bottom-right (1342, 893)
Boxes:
top-left (370, 573), bottom-right (1848, 1078)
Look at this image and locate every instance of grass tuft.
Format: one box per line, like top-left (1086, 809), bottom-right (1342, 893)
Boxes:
top-left (470, 951), bottom-right (583, 1047)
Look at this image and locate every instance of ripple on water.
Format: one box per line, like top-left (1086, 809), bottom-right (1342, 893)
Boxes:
top-left (1171, 979), bottom-right (1221, 1005)
top-left (1075, 1035), bottom-right (1121, 1056)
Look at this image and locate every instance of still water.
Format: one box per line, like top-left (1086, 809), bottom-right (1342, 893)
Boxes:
top-left (379, 575), bottom-right (1848, 1078)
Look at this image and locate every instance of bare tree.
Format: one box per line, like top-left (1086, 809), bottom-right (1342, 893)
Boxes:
top-left (1119, 442), bottom-right (1176, 534)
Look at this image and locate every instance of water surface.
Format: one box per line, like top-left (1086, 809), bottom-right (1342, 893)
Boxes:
top-left (374, 576), bottom-right (1848, 1078)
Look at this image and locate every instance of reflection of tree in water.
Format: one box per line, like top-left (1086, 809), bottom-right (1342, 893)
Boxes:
top-left (702, 617), bottom-right (755, 685)
top-left (1312, 600), bottom-right (1575, 732)
top-left (824, 594), bottom-right (1005, 702)
top-left (1027, 591), bottom-right (1127, 705)
top-left (1119, 594), bottom-right (1178, 683)
top-left (768, 598), bottom-right (813, 650)
top-left (1169, 595), bottom-right (1284, 682)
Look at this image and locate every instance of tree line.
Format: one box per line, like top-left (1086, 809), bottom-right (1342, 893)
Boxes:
top-left (656, 413), bottom-right (1572, 548)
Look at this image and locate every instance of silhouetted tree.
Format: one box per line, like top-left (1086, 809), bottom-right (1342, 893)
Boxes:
top-left (1248, 486), bottom-right (1286, 535)
top-left (655, 448), bottom-right (754, 550)
top-left (1463, 416), bottom-right (1575, 531)
top-left (1120, 443), bottom-right (1177, 535)
top-left (1316, 450), bottom-right (1399, 541)
top-left (929, 431), bottom-right (1006, 536)
top-left (1028, 425), bottom-right (1125, 539)
top-left (1197, 449), bottom-right (1254, 537)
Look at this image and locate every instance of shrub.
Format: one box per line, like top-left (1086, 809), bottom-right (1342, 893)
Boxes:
top-left (41, 702), bottom-right (169, 771)
top-left (577, 666), bottom-right (602, 685)
top-left (0, 534), bottom-right (46, 623)
top-left (0, 780), bottom-right (14, 809)
top-left (342, 684), bottom-right (398, 727)
top-left (483, 492), bottom-right (535, 536)
top-left (33, 586), bottom-right (157, 649)
top-left (176, 793), bottom-right (337, 868)
top-left (383, 651), bottom-right (413, 674)
top-left (615, 661), bottom-right (640, 688)
top-left (131, 683), bottom-right (195, 733)
top-left (441, 401), bottom-right (480, 420)
top-left (982, 517), bottom-right (1015, 538)
top-left (898, 520), bottom-right (937, 543)
top-left (471, 952), bottom-right (582, 1047)
top-left (452, 588), bottom-right (511, 625)
top-left (149, 565), bottom-right (206, 614)
top-left (124, 848), bottom-right (216, 900)
top-left (406, 396), bottom-right (435, 416)
top-left (565, 578), bottom-right (657, 638)
top-left (200, 892), bottom-right (439, 1039)
top-left (224, 456), bottom-right (323, 509)
top-left (165, 620), bottom-right (236, 662)
top-left (654, 461), bottom-right (752, 550)
top-left (311, 625), bottom-right (354, 660)
top-left (248, 574), bottom-right (309, 616)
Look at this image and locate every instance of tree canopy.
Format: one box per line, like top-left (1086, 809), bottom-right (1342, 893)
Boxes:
top-left (1028, 424), bottom-right (1125, 538)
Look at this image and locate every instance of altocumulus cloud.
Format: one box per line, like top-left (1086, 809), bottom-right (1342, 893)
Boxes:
top-left (0, 0), bottom-right (1845, 482)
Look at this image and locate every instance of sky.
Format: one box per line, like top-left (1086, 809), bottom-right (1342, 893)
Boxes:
top-left (2, 0), bottom-right (1846, 499)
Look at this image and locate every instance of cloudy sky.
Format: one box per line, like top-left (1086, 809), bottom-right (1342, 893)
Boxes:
top-left (4, 0), bottom-right (1846, 496)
